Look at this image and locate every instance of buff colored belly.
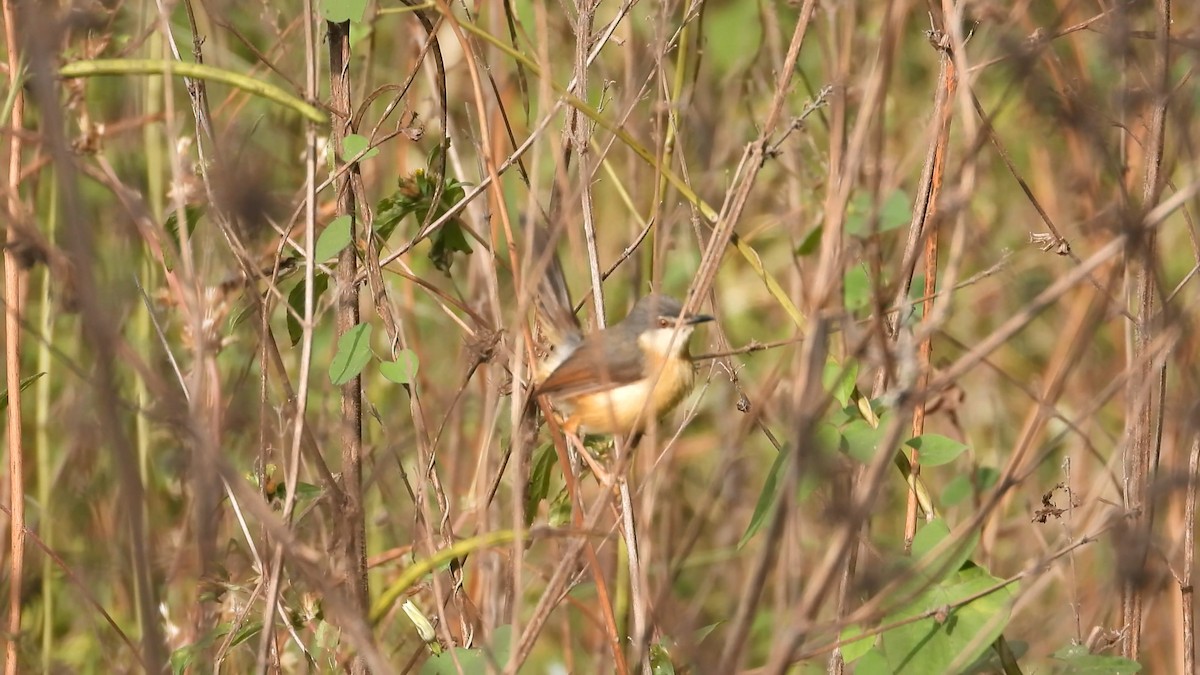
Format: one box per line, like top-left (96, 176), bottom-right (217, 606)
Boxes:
top-left (565, 356), bottom-right (695, 435)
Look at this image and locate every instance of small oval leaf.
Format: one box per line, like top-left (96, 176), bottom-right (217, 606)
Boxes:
top-left (839, 624), bottom-right (875, 663)
top-left (379, 349), bottom-right (420, 385)
top-left (286, 274), bottom-right (329, 346)
top-left (941, 466), bottom-right (1000, 506)
top-left (844, 265), bottom-right (871, 312)
top-left (905, 434), bottom-right (968, 467)
top-left (842, 419), bottom-right (885, 464)
top-left (342, 133), bottom-right (378, 161)
top-left (330, 323), bottom-right (373, 385)
top-left (315, 215), bottom-right (353, 262)
top-left (910, 517), bottom-right (951, 561)
top-left (940, 474), bottom-right (973, 507)
top-left (795, 225), bottom-right (823, 256)
top-left (823, 358), bottom-right (859, 407)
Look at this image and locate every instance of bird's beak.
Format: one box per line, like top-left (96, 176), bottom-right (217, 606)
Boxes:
top-left (685, 313), bottom-right (715, 325)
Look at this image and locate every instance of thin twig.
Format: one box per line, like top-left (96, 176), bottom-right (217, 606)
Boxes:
top-left (1, 0), bottom-right (25, 670)
top-left (1182, 430), bottom-right (1200, 675)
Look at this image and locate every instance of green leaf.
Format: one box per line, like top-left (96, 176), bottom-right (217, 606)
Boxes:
top-left (845, 193), bottom-right (872, 238)
top-left (739, 448), bottom-right (788, 549)
top-left (844, 265), bottom-right (871, 313)
top-left (907, 518), bottom-right (979, 593)
top-left (293, 482), bottom-right (323, 501)
top-left (649, 642), bottom-right (676, 675)
top-left (321, 0), bottom-right (367, 22)
top-left (941, 466), bottom-right (1000, 507)
top-left (908, 274), bottom-right (927, 321)
top-left (878, 189), bottom-right (912, 232)
top-left (524, 443), bottom-right (557, 526)
top-left (842, 419), bottom-right (886, 464)
top-left (286, 274), bottom-right (329, 346)
top-left (170, 644), bottom-right (197, 675)
top-left (548, 486), bottom-right (572, 527)
top-left (374, 195), bottom-right (414, 243)
top-left (695, 621), bottom-right (722, 644)
top-left (963, 639), bottom-right (1028, 673)
top-left (1051, 645), bottom-right (1142, 674)
top-left (825, 403), bottom-right (858, 427)
top-left (227, 620), bottom-right (263, 648)
top-left (443, 178), bottom-right (466, 204)
top-left (379, 349), bottom-right (420, 384)
top-left (161, 205), bottom-right (206, 270)
top-left (823, 358), bottom-right (859, 407)
top-left (840, 624), bottom-right (875, 663)
top-left (905, 434), bottom-right (968, 467)
top-left (855, 648), bottom-right (891, 675)
top-left (880, 564), bottom-right (1016, 674)
top-left (329, 323), bottom-right (373, 385)
top-left (349, 20), bottom-right (373, 48)
top-left (170, 622), bottom-right (225, 675)
top-left (342, 133), bottom-right (378, 161)
top-left (976, 466), bottom-right (1001, 490)
top-left (429, 219), bottom-right (473, 273)
top-left (315, 215), bottom-right (354, 262)
top-left (426, 140), bottom-right (449, 176)
top-left (164, 205), bottom-right (204, 242)
top-left (845, 190), bottom-right (910, 237)
top-left (311, 620), bottom-right (337, 660)
top-left (941, 474), bottom-right (972, 507)
top-left (701, 0), bottom-right (762, 73)
top-left (418, 625), bottom-right (512, 675)
top-left (0, 372), bottom-right (45, 411)
top-left (740, 427), bottom-right (835, 548)
top-left (796, 225), bottom-right (823, 256)
top-left (812, 421), bottom-right (847, 457)
top-left (490, 624), bottom-right (513, 663)
top-left (910, 518), bottom-right (952, 561)
top-left (375, 171), bottom-right (470, 254)
top-left (419, 648), bottom-right (484, 674)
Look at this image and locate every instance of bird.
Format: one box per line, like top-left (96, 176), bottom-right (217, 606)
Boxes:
top-left (529, 227), bottom-right (713, 437)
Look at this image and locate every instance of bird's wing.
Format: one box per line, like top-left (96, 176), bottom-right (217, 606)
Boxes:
top-left (533, 334), bottom-right (645, 399)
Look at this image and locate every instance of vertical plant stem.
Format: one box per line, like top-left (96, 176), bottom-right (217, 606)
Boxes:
top-left (257, 4), bottom-right (323, 671)
top-left (22, 13), bottom-right (168, 668)
top-left (1121, 0), bottom-right (1170, 659)
top-left (328, 20), bottom-right (371, 674)
top-left (564, 0), bottom-right (647, 667)
top-left (2, 0), bottom-right (25, 670)
top-left (618, 480), bottom-right (648, 671)
top-left (1182, 432), bottom-right (1199, 674)
top-left (35, 180), bottom-right (55, 673)
top-left (903, 37), bottom-right (955, 552)
top-left (133, 9), bottom-right (165, 667)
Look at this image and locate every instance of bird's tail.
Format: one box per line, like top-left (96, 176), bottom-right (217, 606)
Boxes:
top-left (528, 220), bottom-right (582, 363)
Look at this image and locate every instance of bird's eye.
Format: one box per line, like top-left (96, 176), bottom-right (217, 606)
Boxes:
top-left (658, 317), bottom-right (671, 328)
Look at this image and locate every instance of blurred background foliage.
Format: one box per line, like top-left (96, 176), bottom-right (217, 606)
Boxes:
top-left (0, 0), bottom-right (1197, 673)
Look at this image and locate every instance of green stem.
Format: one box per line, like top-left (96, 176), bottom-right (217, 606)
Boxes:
top-left (36, 177), bottom-right (56, 674)
top-left (58, 59), bottom-right (325, 123)
top-left (370, 530), bottom-right (516, 624)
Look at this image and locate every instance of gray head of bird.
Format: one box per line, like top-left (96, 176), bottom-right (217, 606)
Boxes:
top-left (620, 293), bottom-right (714, 356)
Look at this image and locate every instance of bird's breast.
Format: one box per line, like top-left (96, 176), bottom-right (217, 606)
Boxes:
top-left (564, 352), bottom-right (695, 435)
